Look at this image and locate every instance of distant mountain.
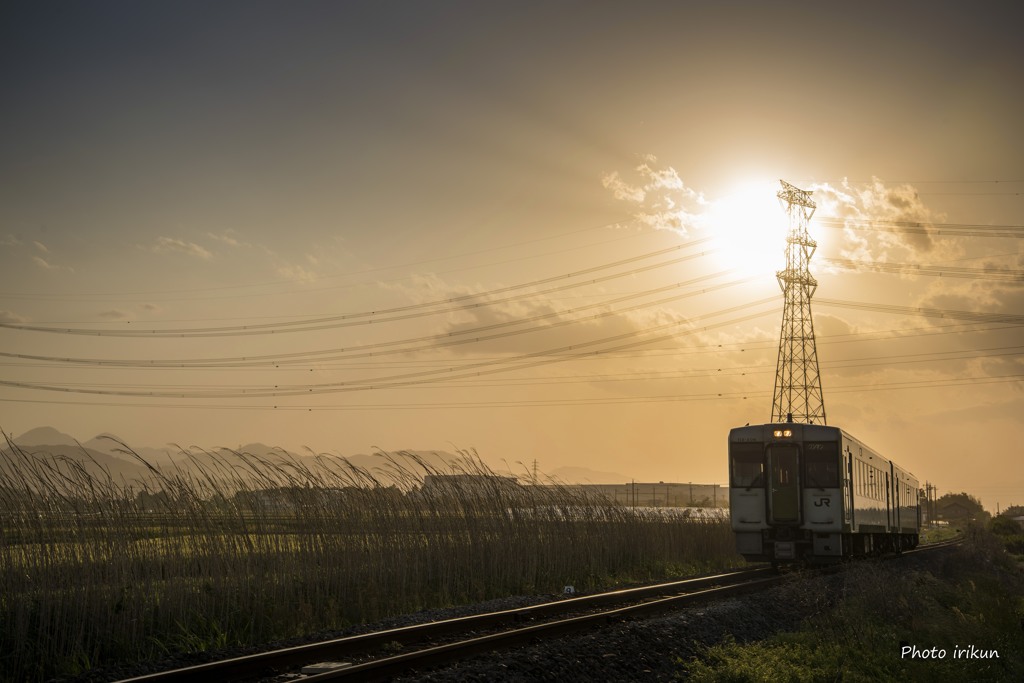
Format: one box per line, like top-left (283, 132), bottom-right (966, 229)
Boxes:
top-left (83, 434), bottom-right (182, 469)
top-left (12, 426), bottom-right (80, 448)
top-left (234, 442), bottom-right (284, 457)
top-left (84, 433), bottom-right (141, 462)
top-left (1, 442), bottom-right (154, 485)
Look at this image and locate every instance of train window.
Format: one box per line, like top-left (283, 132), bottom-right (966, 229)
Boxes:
top-left (804, 442), bottom-right (839, 488)
top-left (730, 442), bottom-right (764, 487)
top-left (769, 444), bottom-right (798, 485)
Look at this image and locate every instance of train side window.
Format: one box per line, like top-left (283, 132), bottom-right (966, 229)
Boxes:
top-left (730, 443), bottom-right (764, 488)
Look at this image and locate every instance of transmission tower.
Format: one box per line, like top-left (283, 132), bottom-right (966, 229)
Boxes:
top-left (771, 180), bottom-right (826, 425)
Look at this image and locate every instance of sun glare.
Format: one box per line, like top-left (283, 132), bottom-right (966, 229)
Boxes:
top-left (701, 180), bottom-right (790, 280)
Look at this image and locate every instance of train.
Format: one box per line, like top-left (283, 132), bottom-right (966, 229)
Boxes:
top-left (728, 421), bottom-right (921, 564)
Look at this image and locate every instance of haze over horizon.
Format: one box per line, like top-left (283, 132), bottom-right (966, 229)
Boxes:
top-left (2, 2), bottom-right (1022, 511)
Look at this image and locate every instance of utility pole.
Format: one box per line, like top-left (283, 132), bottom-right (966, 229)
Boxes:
top-left (923, 482), bottom-right (938, 524)
top-left (771, 180), bottom-right (826, 425)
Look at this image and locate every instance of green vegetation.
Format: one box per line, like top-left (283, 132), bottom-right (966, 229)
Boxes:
top-left (0, 438), bottom-right (740, 682)
top-left (682, 524), bottom-right (1024, 682)
top-left (989, 514), bottom-right (1024, 557)
top-left (920, 523), bottom-right (963, 545)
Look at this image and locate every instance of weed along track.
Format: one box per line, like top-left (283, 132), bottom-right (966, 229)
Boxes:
top-left (116, 567), bottom-right (777, 682)
top-left (117, 540), bottom-right (962, 682)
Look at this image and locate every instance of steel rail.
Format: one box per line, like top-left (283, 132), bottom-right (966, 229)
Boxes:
top-left (118, 540), bottom-right (962, 683)
top-left (303, 575), bottom-right (786, 682)
top-left (305, 540), bottom-right (964, 682)
top-left (115, 566), bottom-right (771, 683)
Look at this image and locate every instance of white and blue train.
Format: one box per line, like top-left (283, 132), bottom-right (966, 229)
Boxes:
top-left (729, 422), bottom-right (921, 563)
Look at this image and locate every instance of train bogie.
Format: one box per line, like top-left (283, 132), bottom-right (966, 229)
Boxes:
top-left (728, 423), bottom-right (920, 563)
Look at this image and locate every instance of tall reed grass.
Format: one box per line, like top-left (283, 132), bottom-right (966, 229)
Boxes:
top-left (0, 435), bottom-right (739, 681)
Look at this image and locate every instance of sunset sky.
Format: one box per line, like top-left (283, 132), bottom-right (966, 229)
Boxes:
top-left (2, 2), bottom-right (1021, 511)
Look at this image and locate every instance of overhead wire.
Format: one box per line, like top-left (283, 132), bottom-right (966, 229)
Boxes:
top-left (6, 304), bottom-right (1021, 400)
top-left (4, 199), bottom-right (1023, 411)
top-left (816, 217), bottom-right (1024, 239)
top-left (21, 344), bottom-right (1023, 392)
top-left (0, 238), bottom-right (716, 337)
top-left (821, 258), bottom-right (1024, 282)
top-left (817, 299), bottom-right (1024, 326)
top-left (0, 272), bottom-right (753, 368)
top-left (2, 374), bottom-right (1020, 411)
top-left (2, 313), bottom-right (1021, 373)
top-left (0, 298), bottom-right (781, 399)
top-left (0, 215), bottom-right (641, 302)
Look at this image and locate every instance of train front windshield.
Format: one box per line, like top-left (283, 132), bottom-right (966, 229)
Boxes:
top-left (730, 442), bottom-right (764, 488)
top-left (803, 442), bottom-right (840, 488)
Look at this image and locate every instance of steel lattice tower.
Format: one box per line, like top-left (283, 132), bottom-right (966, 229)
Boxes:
top-left (771, 180), bottom-right (826, 425)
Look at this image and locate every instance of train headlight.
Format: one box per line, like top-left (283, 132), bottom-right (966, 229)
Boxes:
top-left (773, 429), bottom-right (793, 438)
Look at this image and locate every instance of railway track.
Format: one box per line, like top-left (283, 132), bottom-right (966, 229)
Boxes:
top-left (119, 538), bottom-right (961, 683)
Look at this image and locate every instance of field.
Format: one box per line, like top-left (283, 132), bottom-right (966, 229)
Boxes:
top-left (0, 440), bottom-right (739, 681)
top-left (683, 524), bottom-right (1024, 681)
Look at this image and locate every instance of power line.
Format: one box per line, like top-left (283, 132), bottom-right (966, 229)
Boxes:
top-left (4, 315), bottom-right (1021, 373)
top-left (816, 217), bottom-right (1024, 239)
top-left (6, 310), bottom-right (1020, 400)
top-left (2, 374), bottom-right (1020, 411)
top-left (798, 179), bottom-right (1024, 185)
top-left (0, 273), bottom-right (753, 368)
top-left (6, 303), bottom-right (1015, 370)
top-left (0, 300), bottom-right (780, 399)
top-left (0, 215), bottom-right (639, 302)
top-left (0, 238), bottom-right (716, 337)
top-left (20, 345), bottom-right (1022, 393)
top-left (822, 258), bottom-right (1024, 282)
top-left (817, 299), bottom-right (1024, 326)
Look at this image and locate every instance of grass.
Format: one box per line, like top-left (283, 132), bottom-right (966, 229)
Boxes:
top-left (0, 435), bottom-right (740, 681)
top-left (920, 523), bottom-right (964, 545)
top-left (682, 523), bottom-right (1024, 682)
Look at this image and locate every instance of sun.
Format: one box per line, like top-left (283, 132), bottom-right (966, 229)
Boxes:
top-left (700, 180), bottom-right (790, 280)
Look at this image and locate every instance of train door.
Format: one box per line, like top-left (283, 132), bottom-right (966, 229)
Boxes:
top-left (894, 476), bottom-right (901, 530)
top-left (767, 443), bottom-right (800, 523)
top-left (845, 448), bottom-right (855, 527)
top-left (885, 471), bottom-right (892, 530)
